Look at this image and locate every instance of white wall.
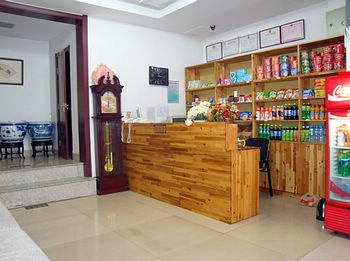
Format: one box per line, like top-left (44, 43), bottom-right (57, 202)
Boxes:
top-left (88, 17), bottom-right (202, 118)
top-left (0, 36), bottom-right (51, 150)
top-left (87, 17), bottom-right (203, 176)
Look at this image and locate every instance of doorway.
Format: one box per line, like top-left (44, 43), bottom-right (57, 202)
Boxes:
top-left (0, 2), bottom-right (92, 177)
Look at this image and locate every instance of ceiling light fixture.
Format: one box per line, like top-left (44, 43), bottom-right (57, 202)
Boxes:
top-left (0, 21), bottom-right (15, 29)
top-left (75, 0), bottom-right (197, 18)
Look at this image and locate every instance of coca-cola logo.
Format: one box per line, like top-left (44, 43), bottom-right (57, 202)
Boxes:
top-left (333, 84), bottom-right (350, 98)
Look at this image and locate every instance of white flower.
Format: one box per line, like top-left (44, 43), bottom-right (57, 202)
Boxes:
top-left (186, 101), bottom-right (211, 120)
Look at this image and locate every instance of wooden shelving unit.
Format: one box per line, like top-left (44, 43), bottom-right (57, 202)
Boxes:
top-left (184, 35), bottom-right (345, 197)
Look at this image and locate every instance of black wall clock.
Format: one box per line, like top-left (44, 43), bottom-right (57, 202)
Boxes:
top-left (149, 66), bottom-right (169, 86)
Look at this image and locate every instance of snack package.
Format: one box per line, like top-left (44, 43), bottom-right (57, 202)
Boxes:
top-left (284, 88), bottom-right (293, 99)
top-left (269, 90), bottom-right (277, 100)
top-left (263, 91), bottom-right (270, 100)
top-left (291, 89), bottom-right (299, 99)
top-left (276, 89), bottom-right (285, 100)
top-left (302, 88), bottom-right (315, 99)
top-left (256, 91), bottom-right (264, 101)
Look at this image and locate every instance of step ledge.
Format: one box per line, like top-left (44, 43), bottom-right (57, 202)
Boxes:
top-left (0, 177), bottom-right (96, 193)
top-left (0, 162), bottom-right (84, 174)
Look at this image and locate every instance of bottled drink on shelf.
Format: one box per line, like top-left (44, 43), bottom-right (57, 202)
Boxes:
top-left (282, 127), bottom-right (286, 141)
top-left (309, 126), bottom-right (315, 142)
top-left (302, 104), bottom-right (307, 120)
top-left (305, 126), bottom-right (310, 142)
top-left (319, 104), bottom-right (325, 120)
top-left (314, 104), bottom-right (320, 120)
top-left (270, 124), bottom-right (275, 140)
top-left (256, 107), bottom-right (261, 121)
top-left (293, 126), bottom-right (299, 142)
top-left (260, 107), bottom-right (265, 121)
top-left (272, 106), bottom-right (277, 120)
top-left (278, 105), bottom-right (284, 120)
top-left (310, 104), bottom-right (315, 120)
top-left (284, 104), bottom-right (289, 120)
top-left (258, 124), bottom-right (263, 137)
top-left (319, 126), bottom-right (326, 143)
top-left (292, 103), bottom-right (298, 120)
top-left (301, 126), bottom-right (306, 142)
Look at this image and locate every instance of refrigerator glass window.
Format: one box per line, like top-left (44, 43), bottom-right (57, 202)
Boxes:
top-left (328, 112), bottom-right (350, 203)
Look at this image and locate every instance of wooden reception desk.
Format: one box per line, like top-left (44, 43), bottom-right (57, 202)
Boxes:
top-left (122, 122), bottom-right (259, 224)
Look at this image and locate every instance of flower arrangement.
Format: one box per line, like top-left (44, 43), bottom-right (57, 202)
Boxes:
top-left (209, 103), bottom-right (240, 122)
top-left (186, 101), bottom-right (211, 121)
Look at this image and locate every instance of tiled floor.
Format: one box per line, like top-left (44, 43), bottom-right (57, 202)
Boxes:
top-left (9, 191), bottom-right (350, 261)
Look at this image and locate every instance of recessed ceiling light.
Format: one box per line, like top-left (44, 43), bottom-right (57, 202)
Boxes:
top-left (0, 21), bottom-right (15, 29)
top-left (75, 0), bottom-right (197, 18)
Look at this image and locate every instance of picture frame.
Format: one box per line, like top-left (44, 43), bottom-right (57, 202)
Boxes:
top-left (149, 66), bottom-right (169, 86)
top-left (281, 19), bottom-right (305, 44)
top-left (239, 33), bottom-right (258, 53)
top-left (259, 26), bottom-right (281, 48)
top-left (223, 38), bottom-right (239, 57)
top-left (0, 57), bottom-right (24, 85)
top-left (206, 42), bottom-right (222, 62)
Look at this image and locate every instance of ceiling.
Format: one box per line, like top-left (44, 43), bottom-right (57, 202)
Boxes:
top-left (0, 0), bottom-right (326, 40)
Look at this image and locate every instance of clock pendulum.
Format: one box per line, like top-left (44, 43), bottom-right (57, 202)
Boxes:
top-left (104, 121), bottom-right (114, 172)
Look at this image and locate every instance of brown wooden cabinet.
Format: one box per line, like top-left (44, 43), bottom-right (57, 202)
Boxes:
top-left (185, 35), bottom-right (345, 197)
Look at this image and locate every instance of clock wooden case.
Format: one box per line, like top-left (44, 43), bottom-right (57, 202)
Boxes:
top-left (91, 73), bottom-right (128, 195)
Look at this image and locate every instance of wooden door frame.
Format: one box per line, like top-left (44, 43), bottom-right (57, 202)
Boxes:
top-left (0, 2), bottom-right (92, 177)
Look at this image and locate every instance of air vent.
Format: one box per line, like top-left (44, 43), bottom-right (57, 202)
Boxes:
top-left (0, 21), bottom-right (15, 29)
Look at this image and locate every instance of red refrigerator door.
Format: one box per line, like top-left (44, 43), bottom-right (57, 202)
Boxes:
top-left (326, 74), bottom-right (350, 110)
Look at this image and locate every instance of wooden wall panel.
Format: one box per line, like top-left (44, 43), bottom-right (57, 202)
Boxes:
top-left (269, 141), bottom-right (326, 197)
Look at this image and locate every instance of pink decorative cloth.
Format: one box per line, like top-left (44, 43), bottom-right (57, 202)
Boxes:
top-left (91, 64), bottom-right (115, 84)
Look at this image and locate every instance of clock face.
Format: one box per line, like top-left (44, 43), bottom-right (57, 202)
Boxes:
top-left (101, 91), bottom-right (117, 113)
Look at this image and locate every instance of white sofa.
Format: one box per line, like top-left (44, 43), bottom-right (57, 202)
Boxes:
top-left (0, 201), bottom-right (50, 260)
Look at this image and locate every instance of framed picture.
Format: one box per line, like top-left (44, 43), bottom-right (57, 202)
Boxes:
top-left (0, 57), bottom-right (24, 85)
top-left (223, 38), bottom-right (239, 57)
top-left (281, 19), bottom-right (305, 44)
top-left (259, 26), bottom-right (281, 48)
top-left (239, 33), bottom-right (258, 53)
top-left (149, 66), bottom-right (169, 86)
top-left (206, 42), bottom-right (222, 62)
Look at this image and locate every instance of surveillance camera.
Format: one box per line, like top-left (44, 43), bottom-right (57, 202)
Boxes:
top-left (210, 25), bottom-right (216, 31)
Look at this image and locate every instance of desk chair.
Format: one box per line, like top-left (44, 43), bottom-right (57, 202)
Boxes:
top-left (245, 137), bottom-right (273, 196)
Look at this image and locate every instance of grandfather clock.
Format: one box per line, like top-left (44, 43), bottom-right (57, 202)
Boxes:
top-left (90, 73), bottom-right (128, 195)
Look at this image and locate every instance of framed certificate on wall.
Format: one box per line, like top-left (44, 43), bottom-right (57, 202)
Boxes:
top-left (259, 26), bottom-right (281, 48)
top-left (239, 33), bottom-right (258, 53)
top-left (206, 42), bottom-right (222, 62)
top-left (281, 19), bottom-right (305, 43)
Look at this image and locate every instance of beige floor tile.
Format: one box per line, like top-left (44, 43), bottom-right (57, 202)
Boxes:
top-left (10, 201), bottom-right (81, 226)
top-left (300, 233), bottom-right (350, 261)
top-left (44, 231), bottom-right (157, 261)
top-left (82, 202), bottom-right (172, 231)
top-left (227, 215), bottom-right (334, 259)
top-left (159, 234), bottom-right (295, 261)
top-left (20, 213), bottom-right (111, 249)
top-left (117, 216), bottom-right (220, 256)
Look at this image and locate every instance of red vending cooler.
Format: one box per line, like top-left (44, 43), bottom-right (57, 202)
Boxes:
top-left (325, 72), bottom-right (350, 235)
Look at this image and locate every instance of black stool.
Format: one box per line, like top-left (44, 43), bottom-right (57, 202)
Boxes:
top-left (31, 139), bottom-right (54, 158)
top-left (0, 141), bottom-right (25, 160)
